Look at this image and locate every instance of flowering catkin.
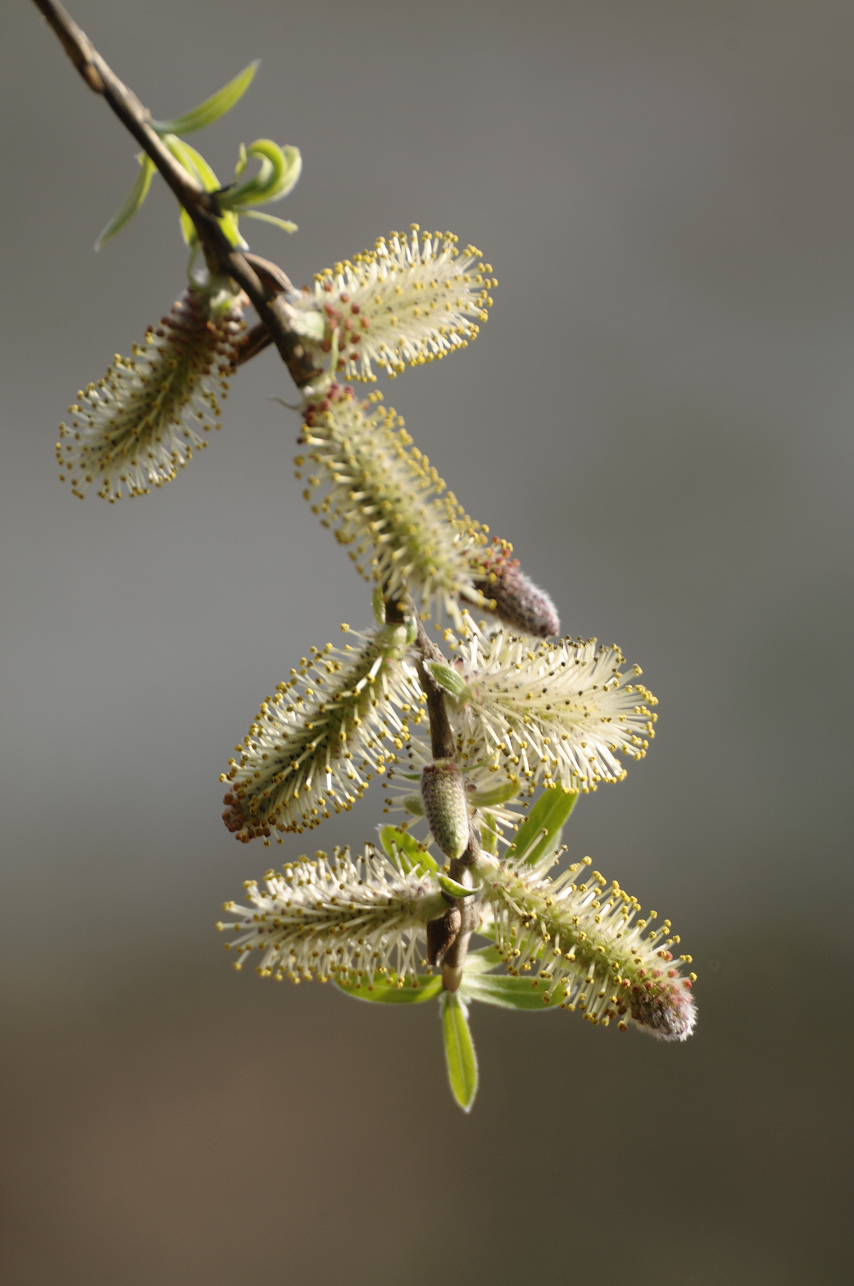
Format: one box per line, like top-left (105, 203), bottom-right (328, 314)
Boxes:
top-left (475, 850), bottom-right (696, 1039)
top-left (218, 845), bottom-right (444, 985)
top-left (56, 284), bottom-right (244, 500)
top-left (292, 225), bottom-right (495, 382)
top-left (448, 617), bottom-right (658, 793)
top-left (219, 841), bottom-right (697, 1039)
top-left (221, 623), bottom-right (424, 841)
top-left (297, 384), bottom-right (484, 616)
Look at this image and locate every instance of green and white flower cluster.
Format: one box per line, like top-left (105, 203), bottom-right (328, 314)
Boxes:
top-left (54, 55), bottom-right (696, 1112)
top-left (292, 225), bottom-right (495, 381)
top-left (57, 283), bottom-right (244, 501)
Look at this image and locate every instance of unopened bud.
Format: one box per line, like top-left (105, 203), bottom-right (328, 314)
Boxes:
top-left (420, 759), bottom-right (470, 861)
top-left (471, 540), bottom-right (560, 638)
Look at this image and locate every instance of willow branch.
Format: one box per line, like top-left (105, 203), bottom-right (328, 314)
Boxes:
top-left (32, 0), bottom-right (322, 389)
top-left (413, 617), bottom-right (456, 761)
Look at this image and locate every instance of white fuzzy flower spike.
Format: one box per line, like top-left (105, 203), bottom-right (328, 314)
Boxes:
top-left (475, 848), bottom-right (697, 1040)
top-left (218, 845), bottom-right (444, 986)
top-left (297, 384), bottom-right (486, 617)
top-left (449, 617), bottom-right (658, 794)
top-left (292, 225), bottom-right (496, 382)
top-left (221, 622), bottom-right (425, 842)
top-left (57, 284), bottom-right (245, 501)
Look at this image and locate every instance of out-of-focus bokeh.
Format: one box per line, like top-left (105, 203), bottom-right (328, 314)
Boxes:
top-left (1, 1), bottom-right (852, 1281)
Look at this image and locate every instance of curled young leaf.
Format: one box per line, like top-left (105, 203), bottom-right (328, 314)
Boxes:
top-left (437, 873), bottom-right (479, 900)
top-left (219, 140), bottom-right (302, 209)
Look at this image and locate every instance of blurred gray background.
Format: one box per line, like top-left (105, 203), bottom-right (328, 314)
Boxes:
top-left (1, 0), bottom-right (852, 1281)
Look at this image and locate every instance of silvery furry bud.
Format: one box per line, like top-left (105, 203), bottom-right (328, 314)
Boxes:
top-left (471, 539), bottom-right (560, 638)
top-left (420, 759), bottom-right (470, 861)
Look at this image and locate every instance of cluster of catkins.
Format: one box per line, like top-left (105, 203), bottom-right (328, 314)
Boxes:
top-left (61, 222), bottom-right (695, 1109)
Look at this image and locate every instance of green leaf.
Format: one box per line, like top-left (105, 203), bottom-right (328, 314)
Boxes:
top-left (505, 786), bottom-right (578, 867)
top-left (164, 136), bottom-right (242, 248)
top-left (95, 153), bottom-right (156, 249)
top-left (336, 973), bottom-right (443, 1005)
top-left (379, 825), bottom-right (438, 874)
top-left (178, 207), bottom-right (197, 247)
top-left (481, 810), bottom-right (498, 855)
top-left (244, 209), bottom-right (298, 234)
top-left (164, 134), bottom-right (221, 189)
top-left (428, 661), bottom-right (468, 700)
top-left (219, 140), bottom-right (302, 209)
top-left (440, 992), bottom-right (478, 1112)
top-left (469, 780), bottom-right (520, 808)
top-left (461, 972), bottom-right (564, 1010)
top-left (152, 61), bottom-right (259, 136)
top-left (464, 944), bottom-right (505, 972)
top-left (438, 873), bottom-right (479, 899)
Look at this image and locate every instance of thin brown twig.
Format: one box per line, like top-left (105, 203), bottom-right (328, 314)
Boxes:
top-left (413, 617), bottom-right (456, 761)
top-left (32, 0), bottom-right (322, 389)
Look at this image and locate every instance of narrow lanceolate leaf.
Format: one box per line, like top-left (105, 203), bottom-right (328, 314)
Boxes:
top-left (56, 285), bottom-right (244, 501)
top-left (244, 210), bottom-right (298, 234)
top-left (218, 846), bottom-right (446, 987)
top-left (162, 137), bottom-right (242, 247)
top-left (336, 972), bottom-right (443, 1004)
top-left (460, 972), bottom-right (565, 1011)
top-left (292, 225), bottom-right (496, 382)
top-left (441, 992), bottom-right (479, 1112)
top-left (449, 616), bottom-right (658, 794)
top-left (378, 825), bottom-right (439, 875)
top-left (151, 61), bottom-right (259, 136)
top-left (505, 785), bottom-right (578, 867)
top-left (470, 538), bottom-right (560, 639)
top-left (221, 623), bottom-right (425, 842)
top-left (297, 384), bottom-right (484, 616)
top-left (95, 153), bottom-right (156, 249)
top-left (475, 851), bottom-right (697, 1040)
